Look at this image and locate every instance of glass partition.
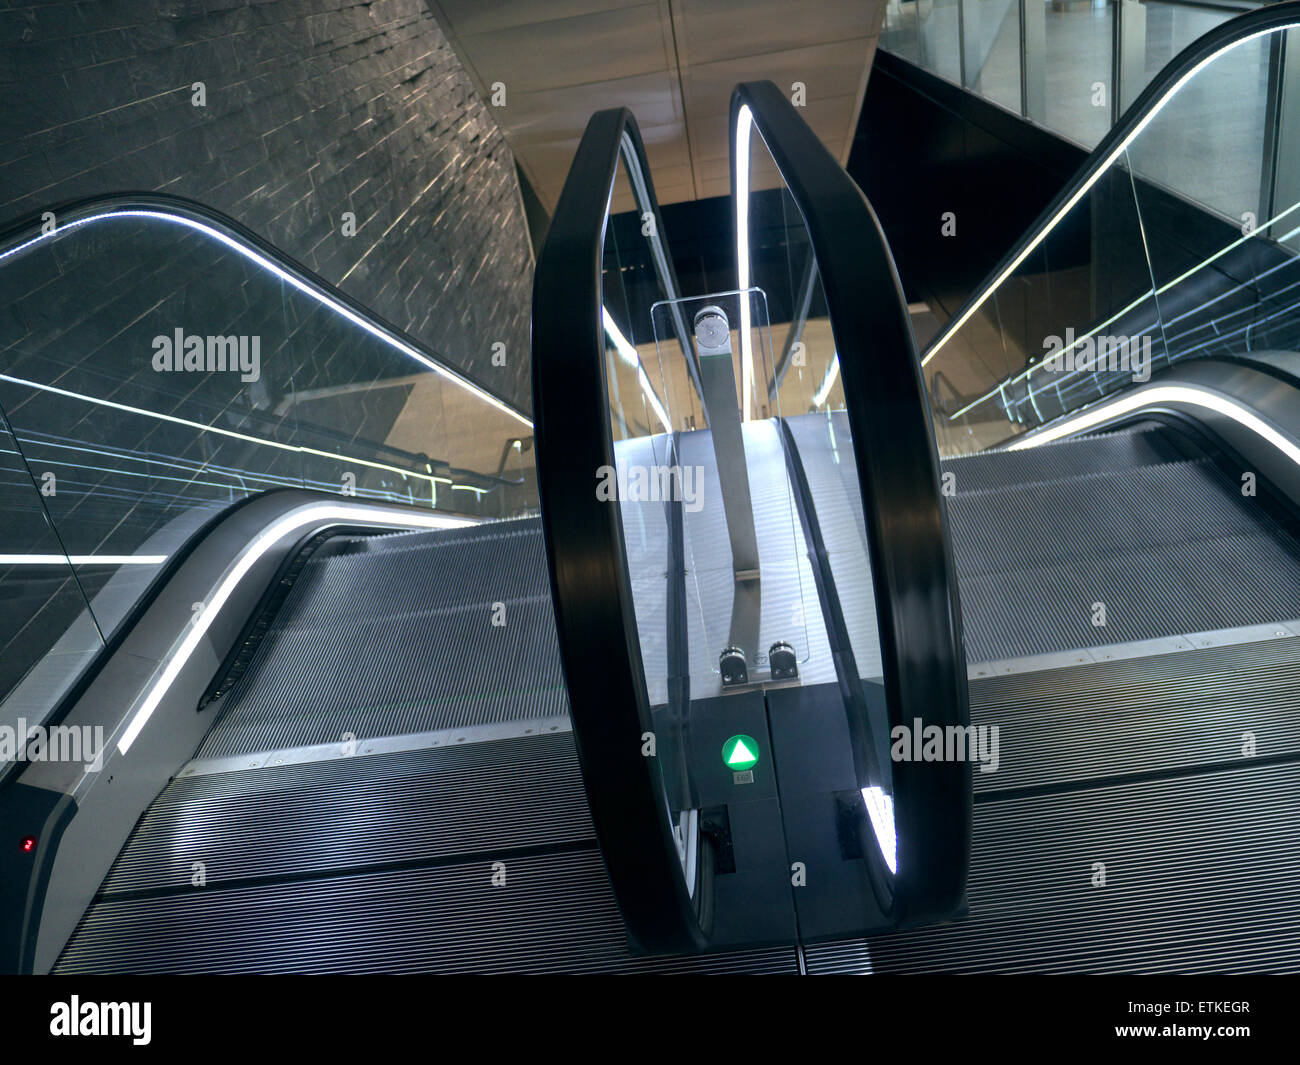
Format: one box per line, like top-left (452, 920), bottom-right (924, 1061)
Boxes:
top-left (1126, 22), bottom-right (1269, 221)
top-left (741, 119), bottom-right (896, 882)
top-left (599, 140), bottom-right (698, 892)
top-left (965, 0), bottom-right (1023, 112)
top-left (1126, 1), bottom-right (1234, 104)
top-left (1039, 0), bottom-right (1114, 148)
top-left (921, 8), bottom-right (1300, 454)
top-left (0, 200), bottom-right (535, 741)
top-left (0, 400), bottom-right (105, 736)
top-left (920, 0), bottom-right (965, 83)
top-left (601, 128), bottom-right (814, 898)
top-left (882, 1), bottom-right (1258, 158)
top-left (882, 0), bottom-right (923, 64)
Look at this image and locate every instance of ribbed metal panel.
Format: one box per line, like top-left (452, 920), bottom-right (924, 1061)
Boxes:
top-left (950, 458), bottom-right (1271, 580)
top-left (57, 851), bottom-right (798, 974)
top-left (970, 637), bottom-right (1300, 792)
top-left (956, 533), bottom-right (1300, 662)
top-left (100, 733), bottom-right (590, 895)
top-left (197, 517), bottom-right (568, 757)
top-left (942, 427), bottom-right (1300, 662)
top-left (942, 424), bottom-right (1194, 493)
top-left (865, 761), bottom-right (1300, 973)
top-left (803, 939), bottom-right (873, 974)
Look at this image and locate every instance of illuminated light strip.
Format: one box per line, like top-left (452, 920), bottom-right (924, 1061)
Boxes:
top-left (734, 104), bottom-right (756, 422)
top-left (948, 198), bottom-right (1300, 420)
top-left (922, 22), bottom-right (1300, 370)
top-left (861, 785), bottom-right (897, 874)
top-left (115, 502), bottom-right (475, 756)
top-left (1063, 209), bottom-right (1300, 363)
top-left (601, 308), bottom-right (673, 434)
top-left (812, 353), bottom-right (841, 408)
top-left (1155, 230), bottom-right (1300, 341)
top-left (1027, 255), bottom-right (1300, 407)
top-left (0, 207), bottom-right (533, 430)
top-left (0, 554), bottom-right (167, 565)
top-left (0, 372), bottom-right (439, 500)
top-left (1007, 385), bottom-right (1300, 469)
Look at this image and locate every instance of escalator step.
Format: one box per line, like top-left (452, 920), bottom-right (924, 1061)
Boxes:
top-left (967, 637), bottom-right (1300, 792)
top-left (862, 760), bottom-right (1300, 973)
top-left (947, 456), bottom-right (1287, 580)
top-left (100, 732), bottom-right (589, 896)
top-left (197, 516), bottom-right (567, 758)
top-left (939, 423), bottom-right (1195, 494)
top-left (57, 850), bottom-right (799, 974)
top-left (956, 533), bottom-right (1300, 662)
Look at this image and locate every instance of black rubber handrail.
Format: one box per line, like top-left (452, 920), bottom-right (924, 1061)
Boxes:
top-left (0, 191), bottom-right (532, 428)
top-left (531, 109), bottom-right (707, 953)
top-left (733, 80), bottom-right (971, 926)
top-left (922, 1), bottom-right (1300, 389)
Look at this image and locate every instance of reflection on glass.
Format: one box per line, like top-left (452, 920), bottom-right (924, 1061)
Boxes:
top-left (0, 204), bottom-right (536, 738)
top-left (882, 0), bottom-right (923, 65)
top-left (923, 16), bottom-right (1300, 456)
top-left (741, 112), bottom-right (897, 881)
top-left (1125, 1), bottom-right (1232, 107)
top-left (1041, 0), bottom-right (1114, 149)
top-left (919, 0), bottom-right (964, 84)
top-left (965, 0), bottom-right (1022, 112)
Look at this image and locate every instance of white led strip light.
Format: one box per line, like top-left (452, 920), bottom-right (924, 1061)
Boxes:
top-left (922, 22), bottom-right (1300, 371)
top-left (601, 307), bottom-right (673, 434)
top-left (861, 785), bottom-right (898, 874)
top-left (1007, 384), bottom-right (1300, 467)
top-left (0, 207), bottom-right (533, 430)
top-left (114, 502), bottom-right (474, 756)
top-left (0, 554), bottom-right (166, 565)
top-left (812, 353), bottom-right (841, 409)
top-left (0, 371), bottom-right (448, 494)
top-left (734, 104), bottom-right (756, 422)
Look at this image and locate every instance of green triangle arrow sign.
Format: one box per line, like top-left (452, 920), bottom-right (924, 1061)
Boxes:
top-left (722, 734), bottom-right (759, 772)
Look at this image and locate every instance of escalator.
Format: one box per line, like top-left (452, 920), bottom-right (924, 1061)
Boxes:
top-left (50, 519), bottom-right (787, 973)
top-left (876, 2), bottom-right (1300, 971)
top-left (789, 414), bottom-right (1300, 971)
top-left (0, 192), bottom-right (848, 973)
top-left (7, 3), bottom-right (1300, 976)
top-left (3, 103), bottom-right (962, 970)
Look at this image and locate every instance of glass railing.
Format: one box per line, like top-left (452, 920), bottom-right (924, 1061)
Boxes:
top-left (534, 79), bottom-right (971, 949)
top-left (734, 81), bottom-right (971, 929)
top-left (0, 195), bottom-right (535, 744)
top-left (921, 3), bottom-right (1300, 454)
top-left (533, 108), bottom-right (712, 953)
top-left (883, 0), bottom-right (1252, 149)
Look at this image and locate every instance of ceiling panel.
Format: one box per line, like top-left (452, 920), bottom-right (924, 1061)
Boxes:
top-left (690, 93), bottom-right (859, 163)
top-left (457, 5), bottom-right (673, 93)
top-left (429, 1), bottom-right (885, 213)
top-left (672, 0), bottom-right (878, 66)
top-left (493, 70), bottom-right (683, 147)
top-left (680, 39), bottom-right (874, 119)
top-left (433, 0), bottom-right (650, 37)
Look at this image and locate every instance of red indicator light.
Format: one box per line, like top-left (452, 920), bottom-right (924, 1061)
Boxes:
top-left (20, 836), bottom-right (36, 854)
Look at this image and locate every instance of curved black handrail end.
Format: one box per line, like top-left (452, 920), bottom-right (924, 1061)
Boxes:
top-left (732, 80), bottom-right (972, 928)
top-left (531, 109), bottom-right (708, 954)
